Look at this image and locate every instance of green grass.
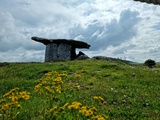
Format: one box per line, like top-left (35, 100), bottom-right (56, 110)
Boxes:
top-left (0, 60), bottom-right (160, 119)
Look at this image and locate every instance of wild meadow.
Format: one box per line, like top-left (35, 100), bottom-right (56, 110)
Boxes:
top-left (0, 60), bottom-right (160, 120)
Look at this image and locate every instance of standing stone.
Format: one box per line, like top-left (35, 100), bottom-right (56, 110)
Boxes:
top-left (45, 43), bottom-right (58, 62)
top-left (57, 43), bottom-right (72, 61)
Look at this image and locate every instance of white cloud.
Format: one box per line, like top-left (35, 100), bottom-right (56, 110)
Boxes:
top-left (0, 0), bottom-right (160, 62)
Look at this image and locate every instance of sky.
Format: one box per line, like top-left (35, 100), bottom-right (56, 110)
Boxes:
top-left (0, 0), bottom-right (160, 63)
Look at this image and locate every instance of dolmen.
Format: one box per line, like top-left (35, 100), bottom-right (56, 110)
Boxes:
top-left (31, 37), bottom-right (91, 62)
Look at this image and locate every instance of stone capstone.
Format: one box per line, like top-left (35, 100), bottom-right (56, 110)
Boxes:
top-left (31, 37), bottom-right (90, 48)
top-left (134, 0), bottom-right (160, 5)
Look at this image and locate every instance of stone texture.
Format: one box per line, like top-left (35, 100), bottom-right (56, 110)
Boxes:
top-left (57, 43), bottom-right (72, 61)
top-left (45, 43), bottom-right (58, 62)
top-left (45, 43), bottom-right (72, 61)
top-left (76, 55), bottom-right (90, 60)
top-left (31, 37), bottom-right (90, 48)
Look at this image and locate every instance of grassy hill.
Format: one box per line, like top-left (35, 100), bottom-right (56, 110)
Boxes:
top-left (0, 60), bottom-right (160, 119)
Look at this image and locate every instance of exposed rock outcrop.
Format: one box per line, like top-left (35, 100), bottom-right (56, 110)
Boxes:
top-left (76, 51), bottom-right (90, 60)
top-left (92, 56), bottom-right (132, 64)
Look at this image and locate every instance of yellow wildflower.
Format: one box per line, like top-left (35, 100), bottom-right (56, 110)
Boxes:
top-left (1, 104), bottom-right (9, 111)
top-left (41, 80), bottom-right (47, 84)
top-left (86, 109), bottom-right (93, 116)
top-left (68, 101), bottom-right (82, 110)
top-left (58, 73), bottom-right (67, 77)
top-left (19, 91), bottom-right (30, 100)
top-left (45, 72), bottom-right (52, 76)
top-left (63, 102), bottom-right (69, 107)
top-left (80, 106), bottom-right (94, 117)
top-left (21, 95), bottom-right (29, 100)
top-left (49, 106), bottom-right (57, 113)
top-left (92, 115), bottom-right (108, 120)
top-left (17, 104), bottom-right (21, 108)
top-left (19, 91), bottom-right (30, 96)
top-left (91, 106), bottom-right (97, 111)
top-left (34, 84), bottom-right (42, 91)
top-left (11, 96), bottom-right (19, 101)
top-left (10, 87), bottom-right (19, 92)
top-left (93, 96), bottom-right (98, 100)
top-left (56, 85), bottom-right (61, 93)
top-left (54, 77), bottom-right (63, 84)
top-left (8, 92), bottom-right (14, 100)
top-left (11, 101), bottom-right (18, 105)
top-left (93, 96), bottom-right (104, 101)
top-left (52, 81), bottom-right (56, 85)
top-left (44, 86), bottom-right (54, 94)
top-left (3, 91), bottom-right (13, 97)
top-left (60, 102), bottom-right (69, 110)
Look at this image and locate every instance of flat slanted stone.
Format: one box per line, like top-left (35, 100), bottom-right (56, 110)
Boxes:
top-left (134, 0), bottom-right (160, 5)
top-left (31, 37), bottom-right (90, 48)
top-left (31, 36), bottom-right (90, 62)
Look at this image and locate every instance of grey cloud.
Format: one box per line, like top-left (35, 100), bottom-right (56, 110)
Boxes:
top-left (152, 22), bottom-right (160, 30)
top-left (0, 49), bottom-right (44, 62)
top-left (69, 9), bottom-right (140, 51)
top-left (56, 0), bottom-right (93, 6)
top-left (0, 11), bottom-right (41, 52)
top-left (148, 45), bottom-right (160, 53)
top-left (0, 12), bottom-right (20, 52)
top-left (0, 0), bottom-right (95, 54)
top-left (112, 44), bottom-right (137, 55)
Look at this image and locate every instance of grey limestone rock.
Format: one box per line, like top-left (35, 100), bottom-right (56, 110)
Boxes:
top-left (76, 55), bottom-right (90, 60)
top-left (45, 43), bottom-right (58, 62)
top-left (57, 43), bottom-right (72, 61)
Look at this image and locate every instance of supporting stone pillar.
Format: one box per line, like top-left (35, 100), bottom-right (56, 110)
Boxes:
top-left (71, 47), bottom-right (76, 60)
top-left (45, 43), bottom-right (58, 62)
top-left (57, 43), bottom-right (72, 61)
top-left (45, 43), bottom-right (72, 62)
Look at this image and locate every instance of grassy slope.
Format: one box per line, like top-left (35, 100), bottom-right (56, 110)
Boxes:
top-left (0, 60), bottom-right (160, 119)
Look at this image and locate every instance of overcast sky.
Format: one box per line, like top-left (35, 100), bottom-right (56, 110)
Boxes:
top-left (0, 0), bottom-right (160, 63)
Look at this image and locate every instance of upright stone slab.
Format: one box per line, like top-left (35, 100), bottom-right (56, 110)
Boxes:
top-left (57, 43), bottom-right (72, 61)
top-left (45, 43), bottom-right (58, 62)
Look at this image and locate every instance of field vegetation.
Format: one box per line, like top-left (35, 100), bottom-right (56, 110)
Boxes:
top-left (0, 60), bottom-right (160, 119)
